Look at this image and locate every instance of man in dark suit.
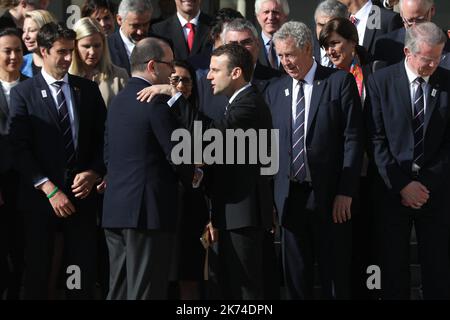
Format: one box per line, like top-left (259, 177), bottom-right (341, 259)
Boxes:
top-left (107, 0), bottom-right (153, 75)
top-left (365, 22), bottom-right (450, 299)
top-left (102, 37), bottom-right (194, 300)
top-left (255, 0), bottom-right (289, 71)
top-left (0, 28), bottom-right (27, 300)
top-left (313, 0), bottom-right (349, 67)
top-left (198, 19), bottom-right (282, 122)
top-left (338, 0), bottom-right (402, 54)
top-left (165, 43), bottom-right (274, 299)
top-left (9, 22), bottom-right (106, 299)
top-left (151, 0), bottom-right (212, 61)
top-left (373, 0), bottom-right (450, 68)
top-left (266, 21), bottom-right (364, 299)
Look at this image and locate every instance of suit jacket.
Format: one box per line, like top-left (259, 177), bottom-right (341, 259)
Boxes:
top-left (365, 62), bottom-right (450, 202)
top-left (172, 85), bottom-right (273, 230)
top-left (9, 73), bottom-right (106, 212)
top-left (102, 77), bottom-right (194, 231)
top-left (362, 5), bottom-right (403, 55)
top-left (151, 12), bottom-right (213, 61)
top-left (258, 34), bottom-right (284, 71)
top-left (374, 27), bottom-right (450, 67)
top-left (265, 65), bottom-right (364, 226)
top-left (108, 31), bottom-right (131, 75)
top-left (0, 74), bottom-right (28, 135)
top-left (198, 62), bottom-right (282, 121)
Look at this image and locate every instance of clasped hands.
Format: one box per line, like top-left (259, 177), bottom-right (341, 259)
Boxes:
top-left (400, 181), bottom-right (429, 209)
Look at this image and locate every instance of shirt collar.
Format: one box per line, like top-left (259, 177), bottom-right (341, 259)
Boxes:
top-left (229, 82), bottom-right (252, 104)
top-left (41, 68), bottom-right (69, 86)
top-left (119, 27), bottom-right (136, 47)
top-left (296, 59), bottom-right (317, 86)
top-left (177, 11), bottom-right (201, 27)
top-left (133, 76), bottom-right (152, 86)
top-left (354, 0), bottom-right (373, 20)
top-left (261, 31), bottom-right (272, 46)
top-left (404, 59), bottom-right (430, 84)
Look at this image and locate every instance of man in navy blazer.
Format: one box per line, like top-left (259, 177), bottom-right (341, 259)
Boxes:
top-left (365, 22), bottom-right (450, 299)
top-left (108, 0), bottom-right (153, 75)
top-left (150, 0), bottom-right (212, 61)
top-left (266, 21), bottom-right (364, 299)
top-left (102, 37), bottom-right (194, 300)
top-left (9, 23), bottom-right (106, 299)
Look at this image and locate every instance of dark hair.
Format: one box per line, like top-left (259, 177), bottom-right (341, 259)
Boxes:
top-left (0, 27), bottom-right (22, 40)
top-left (37, 22), bottom-right (76, 51)
top-left (172, 60), bottom-right (199, 109)
top-left (319, 17), bottom-right (372, 65)
top-left (211, 43), bottom-right (254, 82)
top-left (130, 37), bottom-right (165, 73)
top-left (209, 8), bottom-right (244, 44)
top-left (81, 0), bottom-right (117, 17)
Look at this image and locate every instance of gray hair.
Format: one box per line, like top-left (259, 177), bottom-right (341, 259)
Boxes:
top-left (255, 0), bottom-right (290, 16)
top-left (273, 21), bottom-right (313, 50)
top-left (399, 0), bottom-right (434, 12)
top-left (130, 37), bottom-right (166, 73)
top-left (221, 18), bottom-right (259, 44)
top-left (405, 21), bottom-right (446, 54)
top-left (118, 0), bottom-right (153, 20)
top-left (314, 0), bottom-right (349, 22)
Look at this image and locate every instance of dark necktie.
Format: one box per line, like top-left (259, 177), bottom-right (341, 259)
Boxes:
top-left (186, 22), bottom-right (195, 52)
top-left (52, 81), bottom-right (75, 168)
top-left (350, 15), bottom-right (359, 26)
top-left (292, 80), bottom-right (306, 182)
top-left (268, 40), bottom-right (278, 69)
top-left (413, 77), bottom-right (425, 168)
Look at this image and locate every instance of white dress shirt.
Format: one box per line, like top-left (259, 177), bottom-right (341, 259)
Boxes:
top-left (119, 28), bottom-right (136, 59)
top-left (261, 31), bottom-right (280, 67)
top-left (291, 60), bottom-right (318, 182)
top-left (0, 78), bottom-right (20, 106)
top-left (353, 0), bottom-right (373, 47)
top-left (177, 11), bottom-right (201, 42)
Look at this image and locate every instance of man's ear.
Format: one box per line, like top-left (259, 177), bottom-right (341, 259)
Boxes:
top-left (231, 67), bottom-right (242, 80)
top-left (404, 46), bottom-right (411, 59)
top-left (39, 46), bottom-right (47, 58)
top-left (19, 0), bottom-right (27, 9)
top-left (116, 14), bottom-right (123, 27)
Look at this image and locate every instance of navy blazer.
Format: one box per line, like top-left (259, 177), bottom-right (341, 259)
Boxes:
top-left (365, 62), bottom-right (450, 197)
top-left (151, 12), bottom-right (213, 61)
top-left (108, 31), bottom-right (131, 75)
top-left (102, 77), bottom-right (194, 231)
top-left (265, 65), bottom-right (364, 225)
top-left (9, 73), bottom-right (106, 211)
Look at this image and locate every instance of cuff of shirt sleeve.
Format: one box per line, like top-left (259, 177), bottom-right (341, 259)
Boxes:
top-left (167, 92), bottom-right (182, 107)
top-left (34, 177), bottom-right (49, 189)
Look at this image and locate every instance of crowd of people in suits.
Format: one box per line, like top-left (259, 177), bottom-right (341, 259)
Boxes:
top-left (0, 0), bottom-right (450, 300)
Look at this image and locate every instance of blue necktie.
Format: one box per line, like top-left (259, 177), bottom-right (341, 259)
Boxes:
top-left (413, 77), bottom-right (425, 168)
top-left (292, 80), bottom-right (306, 182)
top-left (53, 81), bottom-right (75, 168)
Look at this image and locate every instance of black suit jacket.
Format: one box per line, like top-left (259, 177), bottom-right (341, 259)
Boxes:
top-left (108, 31), bottom-right (131, 75)
top-left (102, 77), bottom-right (194, 231)
top-left (374, 27), bottom-right (450, 67)
top-left (151, 12), bottom-right (213, 61)
top-left (365, 62), bottom-right (450, 200)
top-left (257, 34), bottom-right (285, 72)
top-left (172, 85), bottom-right (273, 230)
top-left (9, 73), bottom-right (106, 211)
top-left (265, 65), bottom-right (364, 226)
top-left (198, 62), bottom-right (282, 121)
top-left (0, 74), bottom-right (28, 135)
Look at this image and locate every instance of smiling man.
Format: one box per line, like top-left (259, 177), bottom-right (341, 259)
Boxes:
top-left (151, 0), bottom-right (213, 60)
top-left (255, 0), bottom-right (289, 70)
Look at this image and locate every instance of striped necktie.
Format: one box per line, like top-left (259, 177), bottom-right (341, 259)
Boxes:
top-left (52, 81), bottom-right (75, 168)
top-left (292, 80), bottom-right (306, 182)
top-left (412, 77), bottom-right (425, 168)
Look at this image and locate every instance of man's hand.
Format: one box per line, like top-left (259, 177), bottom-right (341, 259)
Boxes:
top-left (206, 222), bottom-right (218, 243)
top-left (400, 181), bottom-right (430, 209)
top-left (192, 168), bottom-right (203, 189)
top-left (97, 176), bottom-right (107, 194)
top-left (71, 170), bottom-right (99, 199)
top-left (137, 84), bottom-right (176, 102)
top-left (39, 181), bottom-right (75, 218)
top-left (332, 195), bottom-right (352, 224)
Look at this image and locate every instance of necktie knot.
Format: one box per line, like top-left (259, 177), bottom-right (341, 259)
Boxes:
top-left (185, 22), bottom-right (194, 30)
top-left (350, 15), bottom-right (359, 25)
top-left (416, 77), bottom-right (425, 85)
top-left (53, 81), bottom-right (64, 88)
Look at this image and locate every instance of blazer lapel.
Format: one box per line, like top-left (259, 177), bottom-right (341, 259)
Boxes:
top-left (0, 83), bottom-right (8, 118)
top-left (36, 73), bottom-right (61, 130)
top-left (424, 71), bottom-right (441, 134)
top-left (279, 76), bottom-right (293, 136)
top-left (394, 63), bottom-right (414, 123)
top-left (68, 76), bottom-right (80, 143)
top-left (363, 8), bottom-right (378, 51)
top-left (306, 66), bottom-right (327, 136)
top-left (191, 13), bottom-right (208, 55)
top-left (171, 16), bottom-right (189, 58)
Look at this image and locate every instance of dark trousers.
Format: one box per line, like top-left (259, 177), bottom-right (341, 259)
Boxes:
top-left (282, 182), bottom-right (352, 300)
top-left (217, 226), bottom-right (265, 300)
top-left (105, 228), bottom-right (174, 300)
top-left (377, 194), bottom-right (450, 300)
top-left (23, 195), bottom-right (97, 300)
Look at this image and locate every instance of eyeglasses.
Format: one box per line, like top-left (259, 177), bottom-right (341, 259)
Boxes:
top-left (169, 76), bottom-right (192, 85)
top-left (227, 38), bottom-right (255, 47)
top-left (413, 53), bottom-right (442, 66)
top-left (154, 59), bottom-right (175, 68)
top-left (402, 11), bottom-right (429, 27)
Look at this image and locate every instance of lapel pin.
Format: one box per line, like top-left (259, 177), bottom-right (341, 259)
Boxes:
top-left (432, 89), bottom-right (437, 97)
top-left (41, 90), bottom-right (47, 98)
top-left (285, 89), bottom-right (290, 96)
top-left (317, 81), bottom-right (321, 85)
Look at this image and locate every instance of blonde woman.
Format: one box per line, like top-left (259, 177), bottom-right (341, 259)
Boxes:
top-left (21, 9), bottom-right (55, 76)
top-left (70, 17), bottom-right (128, 107)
